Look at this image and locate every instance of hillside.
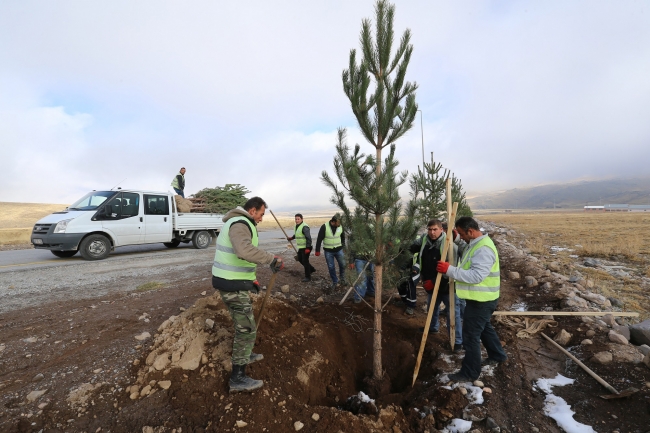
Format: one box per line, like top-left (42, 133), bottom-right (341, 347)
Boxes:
top-left (468, 177), bottom-right (650, 210)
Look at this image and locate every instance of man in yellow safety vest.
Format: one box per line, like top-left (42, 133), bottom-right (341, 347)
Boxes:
top-left (315, 214), bottom-right (346, 291)
top-left (436, 216), bottom-right (507, 382)
top-left (286, 213), bottom-right (316, 282)
top-left (212, 196), bottom-right (284, 392)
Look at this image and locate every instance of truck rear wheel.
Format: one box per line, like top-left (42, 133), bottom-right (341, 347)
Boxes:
top-left (79, 234), bottom-right (111, 260)
top-left (192, 230), bottom-right (211, 249)
top-left (51, 250), bottom-right (78, 258)
top-left (163, 240), bottom-right (181, 248)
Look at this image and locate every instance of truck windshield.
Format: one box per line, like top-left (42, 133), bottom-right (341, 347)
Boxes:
top-left (68, 191), bottom-right (117, 211)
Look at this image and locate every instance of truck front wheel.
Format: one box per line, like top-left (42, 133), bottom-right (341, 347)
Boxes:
top-left (51, 250), bottom-right (78, 258)
top-left (79, 234), bottom-right (111, 260)
top-left (192, 230), bottom-right (212, 249)
top-left (163, 240), bottom-right (181, 248)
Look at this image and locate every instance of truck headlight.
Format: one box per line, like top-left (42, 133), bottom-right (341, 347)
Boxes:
top-left (53, 219), bottom-right (73, 233)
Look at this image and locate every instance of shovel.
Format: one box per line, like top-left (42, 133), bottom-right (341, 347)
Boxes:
top-left (269, 210), bottom-right (299, 260)
top-left (255, 272), bottom-right (277, 332)
top-left (540, 333), bottom-right (639, 399)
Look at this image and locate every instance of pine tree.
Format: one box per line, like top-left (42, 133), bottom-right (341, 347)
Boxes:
top-left (322, 0), bottom-right (418, 382)
top-left (193, 184), bottom-right (250, 213)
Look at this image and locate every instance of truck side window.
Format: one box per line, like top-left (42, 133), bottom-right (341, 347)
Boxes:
top-left (121, 193), bottom-right (140, 217)
top-left (144, 195), bottom-right (169, 216)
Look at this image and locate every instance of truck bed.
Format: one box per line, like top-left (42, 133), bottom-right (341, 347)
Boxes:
top-left (173, 213), bottom-right (224, 231)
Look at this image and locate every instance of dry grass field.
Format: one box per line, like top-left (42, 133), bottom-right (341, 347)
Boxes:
top-left (0, 202), bottom-right (68, 245)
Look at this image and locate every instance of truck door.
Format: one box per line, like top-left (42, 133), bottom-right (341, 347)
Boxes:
top-left (99, 192), bottom-right (143, 245)
top-left (143, 194), bottom-right (173, 243)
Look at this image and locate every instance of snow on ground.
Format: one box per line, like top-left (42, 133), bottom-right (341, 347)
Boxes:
top-left (510, 302), bottom-right (528, 312)
top-left (442, 418), bottom-right (473, 433)
top-left (535, 374), bottom-right (596, 433)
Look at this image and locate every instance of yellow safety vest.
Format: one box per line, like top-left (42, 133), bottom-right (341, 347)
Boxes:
top-left (455, 236), bottom-right (500, 301)
top-left (212, 216), bottom-right (258, 281)
top-left (323, 223), bottom-right (342, 249)
top-left (294, 222), bottom-right (308, 249)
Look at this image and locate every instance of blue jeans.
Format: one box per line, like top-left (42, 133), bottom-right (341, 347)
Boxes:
top-left (173, 188), bottom-right (184, 198)
top-left (324, 249), bottom-right (345, 284)
top-left (458, 299), bottom-right (507, 380)
top-left (427, 290), bottom-right (463, 345)
top-left (353, 259), bottom-right (375, 301)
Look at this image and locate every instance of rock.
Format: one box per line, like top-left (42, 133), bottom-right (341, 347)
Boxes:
top-left (140, 385), bottom-right (151, 396)
top-left (281, 285), bottom-right (290, 294)
top-left (554, 329), bottom-right (572, 346)
top-left (23, 337), bottom-right (38, 343)
top-left (591, 351), bottom-right (613, 364)
top-left (610, 345), bottom-right (644, 363)
top-left (143, 427), bottom-right (154, 433)
top-left (585, 280), bottom-right (594, 289)
top-left (133, 359), bottom-right (140, 366)
top-left (524, 276), bottom-right (538, 287)
top-left (608, 297), bottom-right (624, 308)
top-left (235, 420), bottom-right (248, 428)
top-left (135, 332), bottom-right (151, 341)
top-left (608, 330), bottom-right (628, 345)
top-left (644, 353), bottom-right (650, 369)
top-left (473, 380), bottom-right (484, 387)
top-left (486, 417), bottom-right (499, 429)
top-left (289, 295), bottom-right (298, 302)
top-left (294, 421), bottom-right (304, 431)
top-left (316, 297), bottom-right (324, 303)
top-left (548, 262), bottom-right (561, 272)
top-left (153, 353), bottom-right (170, 371)
top-left (130, 392), bottom-right (139, 400)
top-left (172, 351), bottom-right (182, 363)
top-left (38, 402), bottom-right (48, 409)
top-left (561, 296), bottom-right (590, 310)
top-left (463, 406), bottom-right (487, 421)
top-left (508, 271), bottom-right (520, 279)
top-left (638, 344), bottom-right (650, 357)
top-left (201, 291), bottom-right (207, 296)
top-left (311, 413), bottom-right (320, 421)
top-left (629, 319), bottom-right (650, 346)
top-left (178, 335), bottom-right (206, 371)
top-left (541, 282), bottom-right (552, 290)
top-left (156, 380), bottom-right (171, 390)
top-left (483, 387), bottom-right (492, 394)
top-left (579, 292), bottom-right (610, 306)
top-left (581, 339), bottom-right (593, 345)
top-left (32, 373), bottom-right (44, 382)
top-left (459, 387), bottom-right (467, 395)
top-left (205, 319), bottom-right (215, 329)
top-left (602, 314), bottom-right (616, 327)
top-left (583, 258), bottom-right (599, 267)
top-left (586, 330), bottom-right (596, 337)
top-left (612, 324), bottom-right (630, 340)
top-left (26, 389), bottom-right (47, 402)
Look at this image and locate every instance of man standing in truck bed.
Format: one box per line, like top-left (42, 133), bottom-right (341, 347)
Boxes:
top-left (212, 196), bottom-right (284, 392)
top-left (171, 167), bottom-right (186, 197)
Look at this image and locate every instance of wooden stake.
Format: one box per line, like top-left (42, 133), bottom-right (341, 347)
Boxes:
top-left (339, 261), bottom-right (371, 305)
top-left (446, 179), bottom-right (458, 351)
top-left (493, 311), bottom-right (639, 317)
top-left (269, 210), bottom-right (298, 254)
top-left (255, 272), bottom-right (277, 332)
top-left (412, 201), bottom-right (459, 386)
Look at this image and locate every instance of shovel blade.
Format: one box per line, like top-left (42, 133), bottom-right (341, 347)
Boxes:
top-left (599, 388), bottom-right (639, 400)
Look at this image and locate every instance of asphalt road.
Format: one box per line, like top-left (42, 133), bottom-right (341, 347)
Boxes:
top-left (0, 229), bottom-right (290, 273)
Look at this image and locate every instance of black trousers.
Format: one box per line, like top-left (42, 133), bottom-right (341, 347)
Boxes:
top-left (297, 248), bottom-right (315, 278)
top-left (458, 299), bottom-right (507, 380)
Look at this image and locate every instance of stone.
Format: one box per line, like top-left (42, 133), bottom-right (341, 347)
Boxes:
top-left (316, 297), bottom-right (324, 303)
top-left (294, 421), bottom-right (304, 431)
top-left (541, 282), bottom-right (552, 290)
top-left (585, 280), bottom-right (594, 289)
top-left (289, 295), bottom-right (298, 302)
top-left (483, 387), bottom-right (492, 394)
top-left (281, 285), bottom-right (290, 294)
top-left (130, 392), bottom-right (139, 400)
top-left (561, 296), bottom-right (590, 310)
top-left (579, 292), bottom-right (610, 307)
top-left (153, 354), bottom-right (170, 371)
top-left (135, 332), bottom-right (151, 341)
top-left (311, 413), bottom-right (320, 421)
top-left (643, 354), bottom-right (650, 369)
top-left (473, 380), bottom-right (484, 387)
top-left (629, 319), bottom-right (650, 346)
top-left (609, 345), bottom-right (644, 363)
top-left (133, 359), bottom-right (140, 366)
top-left (608, 330), bottom-right (628, 345)
top-left (638, 344), bottom-right (650, 357)
top-left (608, 297), bottom-right (624, 308)
top-left (486, 417), bottom-right (499, 429)
top-left (581, 339), bottom-right (593, 345)
top-left (583, 258), bottom-right (599, 267)
top-left (602, 314), bottom-right (616, 327)
top-left (38, 402), bottom-right (48, 409)
top-left (158, 380), bottom-right (171, 390)
top-left (23, 337), bottom-right (38, 343)
top-left (591, 351), bottom-right (613, 364)
top-left (548, 262), bottom-right (561, 272)
top-left (140, 385), bottom-right (151, 396)
top-left (586, 330), bottom-right (596, 337)
top-left (463, 406), bottom-right (487, 421)
top-left (178, 335), bottom-right (205, 371)
top-left (236, 420), bottom-right (248, 428)
top-left (508, 271), bottom-right (519, 279)
top-left (524, 276), bottom-right (538, 288)
top-left (26, 389), bottom-right (47, 402)
top-left (459, 387), bottom-right (467, 395)
top-left (143, 427), bottom-right (154, 433)
top-left (172, 351), bottom-right (182, 363)
top-left (554, 329), bottom-right (572, 346)
top-left (612, 324), bottom-right (630, 340)
top-left (205, 319), bottom-right (215, 329)
top-left (201, 291), bottom-right (206, 296)
top-left (32, 373), bottom-right (44, 382)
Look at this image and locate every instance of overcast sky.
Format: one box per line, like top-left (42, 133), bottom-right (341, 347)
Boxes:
top-left (1, 1), bottom-right (649, 210)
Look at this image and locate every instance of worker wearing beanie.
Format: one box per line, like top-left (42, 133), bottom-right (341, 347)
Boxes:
top-left (315, 213), bottom-right (346, 291)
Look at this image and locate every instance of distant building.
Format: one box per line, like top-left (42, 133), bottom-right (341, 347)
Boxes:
top-left (629, 205), bottom-right (650, 212)
top-left (584, 204), bottom-right (650, 212)
top-left (583, 206), bottom-right (604, 212)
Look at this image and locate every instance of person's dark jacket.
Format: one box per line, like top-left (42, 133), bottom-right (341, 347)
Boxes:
top-left (409, 234), bottom-right (449, 292)
top-left (315, 223), bottom-right (346, 253)
top-left (175, 174), bottom-right (185, 191)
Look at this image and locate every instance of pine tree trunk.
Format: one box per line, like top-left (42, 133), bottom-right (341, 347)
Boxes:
top-left (373, 142), bottom-right (383, 380)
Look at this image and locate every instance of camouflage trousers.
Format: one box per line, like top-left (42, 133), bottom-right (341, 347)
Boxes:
top-left (218, 290), bottom-right (257, 366)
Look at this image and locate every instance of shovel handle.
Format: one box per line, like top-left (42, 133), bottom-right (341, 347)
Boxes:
top-left (270, 210), bottom-right (298, 254)
top-left (256, 272), bottom-right (277, 332)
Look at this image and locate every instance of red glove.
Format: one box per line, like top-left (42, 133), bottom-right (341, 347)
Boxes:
top-left (437, 261), bottom-right (450, 274)
top-left (252, 280), bottom-right (261, 294)
top-left (305, 248), bottom-right (311, 254)
top-left (315, 252), bottom-right (320, 257)
top-left (423, 279), bottom-right (435, 292)
top-left (348, 263), bottom-right (355, 269)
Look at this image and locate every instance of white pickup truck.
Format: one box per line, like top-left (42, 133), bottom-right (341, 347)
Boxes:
top-left (30, 189), bottom-right (224, 260)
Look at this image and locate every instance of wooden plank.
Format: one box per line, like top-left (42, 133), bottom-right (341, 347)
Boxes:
top-left (446, 180), bottom-right (457, 351)
top-left (493, 311), bottom-right (639, 317)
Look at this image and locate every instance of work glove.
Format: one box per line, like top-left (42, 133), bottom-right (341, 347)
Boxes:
top-left (437, 261), bottom-right (450, 274)
top-left (348, 263), bottom-right (355, 270)
top-left (251, 280), bottom-right (261, 294)
top-left (423, 279), bottom-right (435, 293)
top-left (270, 256), bottom-right (284, 273)
top-left (411, 263), bottom-right (420, 275)
top-left (315, 252), bottom-right (320, 257)
top-left (304, 248), bottom-right (311, 255)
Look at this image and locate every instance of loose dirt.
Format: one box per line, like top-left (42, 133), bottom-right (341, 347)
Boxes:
top-left (1, 228), bottom-right (650, 432)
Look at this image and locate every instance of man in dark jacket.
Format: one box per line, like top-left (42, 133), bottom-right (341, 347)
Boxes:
top-left (286, 213), bottom-right (316, 282)
top-left (171, 167), bottom-right (186, 197)
top-left (315, 214), bottom-right (346, 290)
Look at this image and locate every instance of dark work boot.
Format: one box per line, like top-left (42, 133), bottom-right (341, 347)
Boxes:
top-left (229, 364), bottom-right (263, 393)
top-left (249, 353), bottom-right (264, 364)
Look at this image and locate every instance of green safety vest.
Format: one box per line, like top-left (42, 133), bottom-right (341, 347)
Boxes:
top-left (212, 216), bottom-right (258, 281)
top-left (455, 236), bottom-right (500, 301)
top-left (171, 172), bottom-right (184, 189)
top-left (323, 223), bottom-right (343, 249)
top-left (294, 222), bottom-right (308, 249)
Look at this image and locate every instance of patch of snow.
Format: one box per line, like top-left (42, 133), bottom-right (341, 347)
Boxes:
top-left (448, 382), bottom-right (484, 405)
top-left (357, 391), bottom-right (374, 404)
top-left (440, 354), bottom-right (455, 364)
top-left (438, 374), bottom-right (450, 383)
top-left (550, 246), bottom-right (574, 252)
top-left (510, 302), bottom-right (527, 312)
top-left (442, 418), bottom-right (473, 433)
top-left (569, 255), bottom-right (579, 258)
top-left (481, 364), bottom-right (496, 376)
top-left (536, 374), bottom-right (595, 433)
